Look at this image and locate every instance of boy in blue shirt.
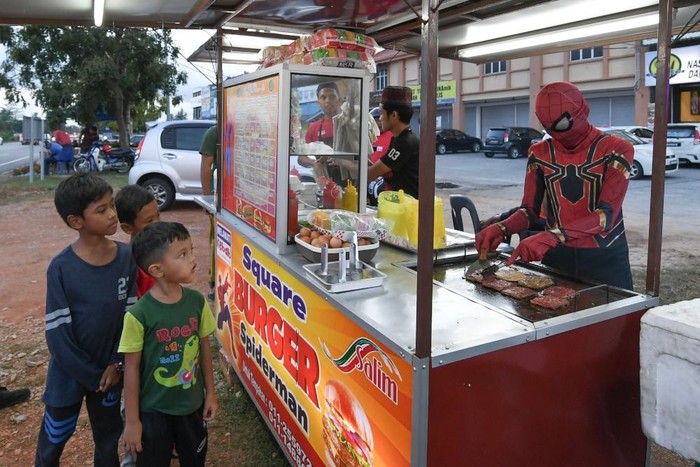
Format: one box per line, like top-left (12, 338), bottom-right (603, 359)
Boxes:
top-left (119, 222), bottom-right (218, 466)
top-left (35, 173), bottom-right (137, 466)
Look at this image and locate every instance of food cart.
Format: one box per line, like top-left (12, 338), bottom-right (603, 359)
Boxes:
top-left (198, 60), bottom-right (660, 466)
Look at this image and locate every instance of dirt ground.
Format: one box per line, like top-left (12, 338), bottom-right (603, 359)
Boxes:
top-left (0, 180), bottom-right (696, 466)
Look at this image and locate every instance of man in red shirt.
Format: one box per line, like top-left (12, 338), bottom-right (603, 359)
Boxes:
top-left (53, 129), bottom-right (75, 174)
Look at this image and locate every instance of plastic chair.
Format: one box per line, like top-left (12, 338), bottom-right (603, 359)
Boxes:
top-left (450, 194), bottom-right (514, 253)
top-left (449, 194), bottom-right (482, 234)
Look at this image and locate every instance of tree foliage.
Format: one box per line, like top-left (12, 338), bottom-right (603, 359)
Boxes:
top-left (1, 26), bottom-right (186, 144)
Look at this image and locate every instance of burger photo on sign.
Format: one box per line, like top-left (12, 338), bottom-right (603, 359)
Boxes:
top-left (322, 379), bottom-right (374, 467)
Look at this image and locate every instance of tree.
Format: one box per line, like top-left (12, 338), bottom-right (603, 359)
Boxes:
top-left (1, 26), bottom-right (186, 145)
top-left (174, 108), bottom-right (188, 120)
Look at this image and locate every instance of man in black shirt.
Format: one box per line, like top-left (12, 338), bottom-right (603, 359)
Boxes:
top-left (367, 86), bottom-right (419, 198)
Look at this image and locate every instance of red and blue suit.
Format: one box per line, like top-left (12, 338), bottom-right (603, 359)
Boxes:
top-left (477, 82), bottom-right (634, 289)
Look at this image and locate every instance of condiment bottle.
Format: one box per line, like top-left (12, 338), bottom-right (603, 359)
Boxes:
top-left (323, 180), bottom-right (338, 209)
top-left (288, 189), bottom-right (298, 238)
top-left (342, 180), bottom-right (358, 212)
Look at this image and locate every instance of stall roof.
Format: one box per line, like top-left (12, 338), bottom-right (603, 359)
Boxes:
top-left (4, 1), bottom-right (698, 65)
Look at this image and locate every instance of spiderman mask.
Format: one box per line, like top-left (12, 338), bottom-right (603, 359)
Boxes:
top-left (535, 82), bottom-right (593, 150)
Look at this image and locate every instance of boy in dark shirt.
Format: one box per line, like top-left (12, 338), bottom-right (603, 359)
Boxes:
top-left (35, 173), bottom-right (137, 466)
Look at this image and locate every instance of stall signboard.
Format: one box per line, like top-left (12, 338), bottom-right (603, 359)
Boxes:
top-left (222, 77), bottom-right (280, 241)
top-left (213, 220), bottom-right (412, 466)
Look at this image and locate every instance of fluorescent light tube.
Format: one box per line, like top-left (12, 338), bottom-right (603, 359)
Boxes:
top-left (94, 0), bottom-right (105, 27)
top-left (459, 13), bottom-right (659, 59)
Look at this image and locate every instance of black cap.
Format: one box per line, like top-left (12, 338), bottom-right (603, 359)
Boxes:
top-left (316, 82), bottom-right (339, 96)
top-left (381, 86), bottom-right (412, 108)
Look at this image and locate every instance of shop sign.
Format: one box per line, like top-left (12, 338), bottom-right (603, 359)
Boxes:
top-left (409, 79), bottom-right (457, 105)
top-left (213, 224), bottom-right (412, 467)
top-left (645, 44), bottom-right (700, 86)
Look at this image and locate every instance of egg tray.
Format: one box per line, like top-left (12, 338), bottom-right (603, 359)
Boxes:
top-left (294, 234), bottom-right (379, 263)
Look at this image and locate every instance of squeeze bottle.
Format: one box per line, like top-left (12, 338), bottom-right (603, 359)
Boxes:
top-left (342, 180), bottom-right (358, 212)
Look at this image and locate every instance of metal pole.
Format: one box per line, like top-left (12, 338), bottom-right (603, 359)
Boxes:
top-left (646, 0), bottom-right (673, 296)
top-left (28, 115), bottom-right (35, 184)
top-left (216, 27), bottom-right (223, 206)
top-left (415, 0), bottom-right (439, 359)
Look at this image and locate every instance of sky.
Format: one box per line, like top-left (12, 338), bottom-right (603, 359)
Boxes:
top-left (169, 29), bottom-right (259, 120)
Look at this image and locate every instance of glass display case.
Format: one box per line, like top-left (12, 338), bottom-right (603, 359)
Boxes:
top-left (221, 64), bottom-right (371, 254)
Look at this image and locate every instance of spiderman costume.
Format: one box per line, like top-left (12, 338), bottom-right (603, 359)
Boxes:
top-left (476, 82), bottom-right (634, 289)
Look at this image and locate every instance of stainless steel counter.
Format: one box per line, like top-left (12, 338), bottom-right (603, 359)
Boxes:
top-left (205, 203), bottom-right (657, 365)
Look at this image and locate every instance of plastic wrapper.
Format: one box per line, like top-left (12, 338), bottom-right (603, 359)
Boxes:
top-left (307, 209), bottom-right (388, 241)
top-left (308, 28), bottom-right (379, 55)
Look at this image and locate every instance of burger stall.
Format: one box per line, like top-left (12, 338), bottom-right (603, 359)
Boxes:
top-left (191, 1), bottom-right (688, 465)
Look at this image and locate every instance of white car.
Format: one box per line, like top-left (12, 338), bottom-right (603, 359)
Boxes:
top-left (600, 128), bottom-right (678, 180)
top-left (666, 123), bottom-right (700, 164)
top-left (0, 136), bottom-right (3, 145)
top-left (611, 125), bottom-right (654, 143)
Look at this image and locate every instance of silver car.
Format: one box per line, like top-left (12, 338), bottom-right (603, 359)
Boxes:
top-left (127, 120), bottom-right (215, 210)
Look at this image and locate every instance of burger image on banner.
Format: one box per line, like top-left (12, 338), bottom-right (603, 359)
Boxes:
top-left (322, 379), bottom-right (374, 467)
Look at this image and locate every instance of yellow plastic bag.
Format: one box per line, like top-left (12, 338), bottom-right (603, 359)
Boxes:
top-left (378, 190), bottom-right (447, 249)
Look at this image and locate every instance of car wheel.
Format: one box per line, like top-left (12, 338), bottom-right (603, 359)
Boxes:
top-left (437, 144), bottom-right (447, 155)
top-left (630, 160), bottom-right (643, 180)
top-left (484, 152), bottom-right (494, 158)
top-left (142, 177), bottom-right (175, 211)
top-left (508, 146), bottom-right (521, 159)
top-left (471, 142), bottom-right (481, 152)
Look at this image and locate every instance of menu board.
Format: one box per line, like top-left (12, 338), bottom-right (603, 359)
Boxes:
top-left (222, 76), bottom-right (280, 241)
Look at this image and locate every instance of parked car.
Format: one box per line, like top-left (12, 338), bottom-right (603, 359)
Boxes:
top-left (666, 123), bottom-right (700, 164)
top-left (483, 126), bottom-right (543, 159)
top-left (611, 125), bottom-right (654, 143)
top-left (128, 120), bottom-right (215, 211)
top-left (600, 128), bottom-right (678, 180)
top-left (435, 129), bottom-right (482, 154)
top-left (129, 134), bottom-right (144, 147)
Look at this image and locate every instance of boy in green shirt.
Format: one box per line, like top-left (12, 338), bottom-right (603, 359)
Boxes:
top-left (119, 222), bottom-right (218, 466)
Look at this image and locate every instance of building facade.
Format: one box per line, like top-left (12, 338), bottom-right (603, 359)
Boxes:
top-left (373, 37), bottom-right (700, 139)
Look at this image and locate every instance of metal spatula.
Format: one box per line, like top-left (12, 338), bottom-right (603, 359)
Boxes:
top-left (466, 247), bottom-right (495, 276)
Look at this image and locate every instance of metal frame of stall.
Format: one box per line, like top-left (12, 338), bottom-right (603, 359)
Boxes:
top-left (200, 1), bottom-right (678, 465)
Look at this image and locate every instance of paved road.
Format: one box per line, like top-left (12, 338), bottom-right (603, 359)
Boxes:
top-left (0, 141), bottom-right (46, 174)
top-left (434, 150), bottom-right (700, 233)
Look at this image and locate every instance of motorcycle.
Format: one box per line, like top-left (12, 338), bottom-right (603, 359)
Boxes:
top-left (73, 141), bottom-right (134, 174)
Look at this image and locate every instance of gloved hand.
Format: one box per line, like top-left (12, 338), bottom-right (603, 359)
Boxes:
top-left (506, 231), bottom-right (560, 266)
top-left (475, 224), bottom-right (505, 252)
top-left (479, 214), bottom-right (501, 231)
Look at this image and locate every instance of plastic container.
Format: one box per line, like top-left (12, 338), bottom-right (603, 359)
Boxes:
top-left (342, 180), bottom-right (358, 212)
top-left (295, 234), bottom-right (379, 263)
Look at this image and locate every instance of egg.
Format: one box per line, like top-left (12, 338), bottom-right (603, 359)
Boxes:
top-left (329, 237), bottom-right (342, 248)
top-left (299, 235), bottom-right (311, 244)
top-left (299, 227), bottom-right (311, 237)
top-left (310, 230), bottom-right (321, 239)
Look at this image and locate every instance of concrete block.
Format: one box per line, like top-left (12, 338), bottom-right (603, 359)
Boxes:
top-left (640, 299), bottom-right (700, 462)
